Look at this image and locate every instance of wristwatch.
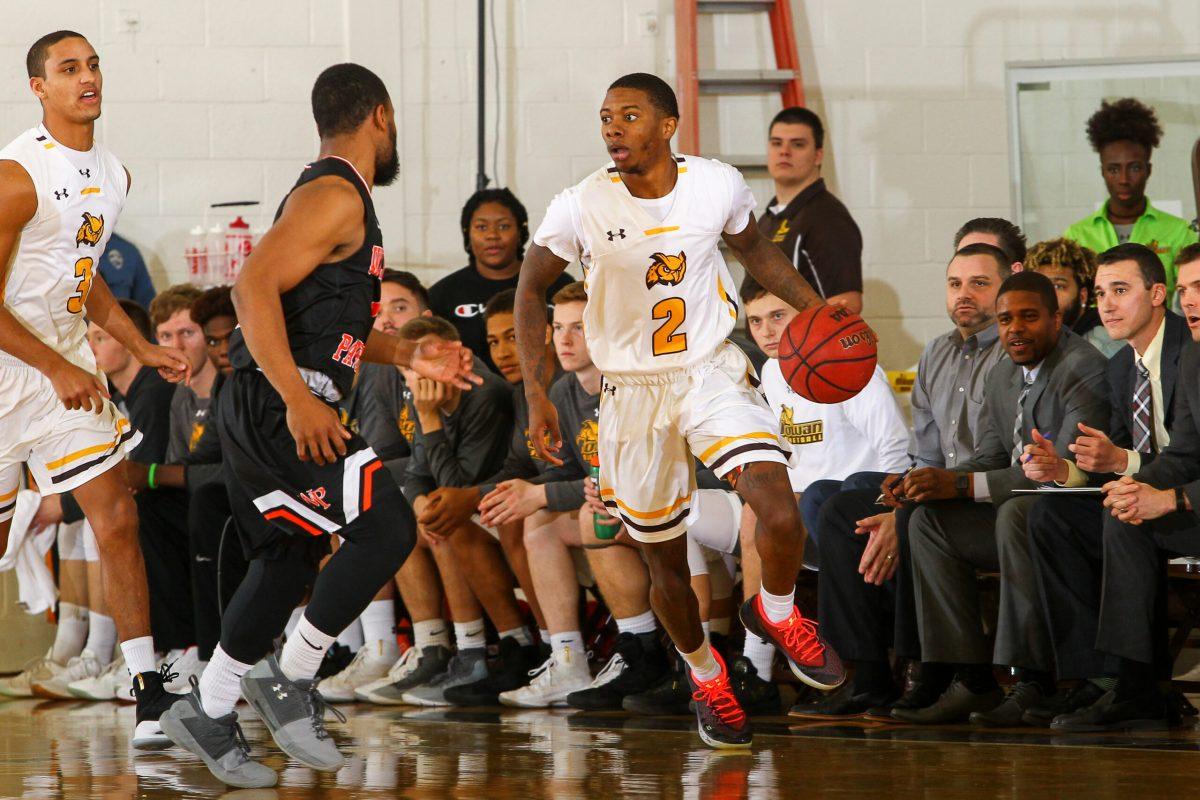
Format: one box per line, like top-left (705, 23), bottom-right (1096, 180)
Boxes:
top-left (955, 473), bottom-right (971, 498)
top-left (1176, 486), bottom-right (1187, 513)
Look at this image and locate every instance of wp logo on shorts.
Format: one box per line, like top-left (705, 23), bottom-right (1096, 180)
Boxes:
top-left (298, 486), bottom-right (331, 510)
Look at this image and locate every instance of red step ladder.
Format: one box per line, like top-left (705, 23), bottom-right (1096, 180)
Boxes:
top-left (674, 0), bottom-right (806, 167)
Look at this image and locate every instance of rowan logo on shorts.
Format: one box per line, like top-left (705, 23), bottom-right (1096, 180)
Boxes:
top-left (779, 406), bottom-right (823, 444)
top-left (331, 333), bottom-right (366, 370)
top-left (298, 486), bottom-right (332, 510)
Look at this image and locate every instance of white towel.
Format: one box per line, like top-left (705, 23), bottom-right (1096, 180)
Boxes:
top-left (0, 491), bottom-right (60, 615)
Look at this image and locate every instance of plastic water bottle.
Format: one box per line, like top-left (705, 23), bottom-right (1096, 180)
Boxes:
top-left (591, 464), bottom-right (616, 540)
top-left (205, 225), bottom-right (227, 286)
top-left (184, 225), bottom-right (207, 285)
top-left (224, 215), bottom-right (252, 284)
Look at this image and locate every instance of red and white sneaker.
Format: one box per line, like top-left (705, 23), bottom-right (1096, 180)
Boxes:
top-left (739, 596), bottom-right (845, 691)
top-left (686, 649), bottom-right (752, 750)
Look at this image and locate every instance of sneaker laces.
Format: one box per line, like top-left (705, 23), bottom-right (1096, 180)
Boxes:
top-left (301, 683), bottom-right (346, 741)
top-left (589, 653), bottom-right (627, 688)
top-left (525, 655), bottom-right (557, 687)
top-left (158, 659), bottom-right (180, 688)
top-left (774, 610), bottom-right (826, 664)
top-left (691, 673), bottom-right (746, 728)
top-left (387, 646), bottom-right (420, 680)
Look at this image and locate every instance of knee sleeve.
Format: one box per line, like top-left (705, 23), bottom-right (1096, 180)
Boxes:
top-left (221, 556), bottom-right (318, 663)
top-left (685, 490), bottom-right (741, 555)
top-left (81, 520), bottom-right (100, 562)
top-left (58, 520), bottom-right (86, 561)
top-left (686, 533), bottom-right (708, 577)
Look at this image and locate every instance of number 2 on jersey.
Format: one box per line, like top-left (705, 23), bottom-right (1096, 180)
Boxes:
top-left (66, 257), bottom-right (94, 314)
top-left (651, 297), bottom-right (687, 356)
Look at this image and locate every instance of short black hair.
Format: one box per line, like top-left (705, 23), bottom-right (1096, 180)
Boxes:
top-left (1086, 98), bottom-right (1162, 154)
top-left (1176, 242), bottom-right (1200, 271)
top-left (769, 107), bottom-right (824, 150)
top-left (190, 286), bottom-right (236, 328)
top-left (1096, 242), bottom-right (1166, 289)
top-left (738, 274), bottom-right (770, 305)
top-left (311, 63), bottom-right (390, 139)
top-left (118, 299), bottom-right (152, 342)
top-left (381, 269), bottom-right (429, 311)
top-left (607, 73), bottom-right (679, 119)
top-left (484, 288), bottom-right (516, 320)
top-left (953, 217), bottom-right (1027, 264)
top-left (460, 188), bottom-right (529, 266)
top-left (951, 242), bottom-right (1014, 281)
top-left (27, 30), bottom-right (87, 79)
top-left (998, 270), bottom-right (1058, 314)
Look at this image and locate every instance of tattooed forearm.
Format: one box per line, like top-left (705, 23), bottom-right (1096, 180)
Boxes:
top-left (514, 243), bottom-right (569, 396)
top-left (723, 215), bottom-right (823, 312)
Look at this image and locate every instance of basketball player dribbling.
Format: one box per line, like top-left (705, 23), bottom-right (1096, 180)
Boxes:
top-left (516, 73), bottom-right (854, 749)
top-left (0, 30), bottom-right (192, 748)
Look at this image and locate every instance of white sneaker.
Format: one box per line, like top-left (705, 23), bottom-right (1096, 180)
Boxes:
top-left (69, 653), bottom-right (129, 701)
top-left (499, 648), bottom-right (592, 708)
top-left (0, 650), bottom-right (63, 698)
top-left (355, 645), bottom-right (421, 703)
top-left (32, 649), bottom-right (103, 699)
top-left (319, 642), bottom-right (396, 703)
top-left (161, 647), bottom-right (204, 694)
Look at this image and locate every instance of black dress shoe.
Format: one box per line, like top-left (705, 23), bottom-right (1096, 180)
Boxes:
top-left (969, 681), bottom-right (1048, 727)
top-left (891, 681), bottom-right (1003, 724)
top-left (790, 683), bottom-right (899, 720)
top-left (1022, 680), bottom-right (1104, 727)
top-left (1050, 689), bottom-right (1172, 732)
top-left (865, 678), bottom-right (946, 721)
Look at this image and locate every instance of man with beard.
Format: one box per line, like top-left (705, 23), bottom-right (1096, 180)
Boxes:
top-left (1025, 238), bottom-right (1122, 358)
top-left (159, 64), bottom-right (478, 789)
top-left (894, 271), bottom-right (1109, 724)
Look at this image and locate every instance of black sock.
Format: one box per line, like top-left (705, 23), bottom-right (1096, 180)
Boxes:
top-left (852, 660), bottom-right (893, 694)
top-left (1014, 667), bottom-right (1055, 695)
top-left (955, 663), bottom-right (999, 694)
top-left (1116, 658), bottom-right (1156, 701)
top-left (914, 662), bottom-right (954, 693)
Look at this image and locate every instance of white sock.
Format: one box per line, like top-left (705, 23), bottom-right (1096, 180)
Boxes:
top-left (337, 618), bottom-right (364, 652)
top-left (710, 616), bottom-right (731, 636)
top-left (498, 626), bottom-right (532, 646)
top-left (284, 605), bottom-right (307, 639)
top-left (701, 621), bottom-right (711, 638)
top-left (52, 602), bottom-right (89, 664)
top-left (539, 628), bottom-right (550, 645)
top-left (413, 618), bottom-right (451, 650)
top-left (454, 619), bottom-right (486, 650)
top-left (759, 586), bottom-right (795, 624)
top-left (280, 615), bottom-right (337, 681)
top-left (743, 632), bottom-right (775, 678)
top-left (199, 645), bottom-right (253, 719)
top-left (85, 611), bottom-right (117, 663)
top-left (120, 636), bottom-right (157, 676)
top-left (549, 631), bottom-right (585, 660)
top-left (359, 600), bottom-right (399, 660)
top-left (679, 641), bottom-right (721, 683)
top-left (615, 609), bottom-right (657, 636)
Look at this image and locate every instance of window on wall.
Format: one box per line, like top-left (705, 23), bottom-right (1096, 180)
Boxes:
top-left (1006, 56), bottom-right (1200, 243)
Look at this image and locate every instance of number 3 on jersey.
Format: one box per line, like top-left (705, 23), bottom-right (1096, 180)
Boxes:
top-left (652, 297), bottom-right (687, 356)
top-left (66, 257), bottom-right (94, 314)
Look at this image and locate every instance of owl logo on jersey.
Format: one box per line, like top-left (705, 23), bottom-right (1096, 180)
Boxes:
top-left (75, 212), bottom-right (104, 248)
top-left (576, 419), bottom-right (599, 468)
top-left (645, 251), bottom-right (687, 289)
top-left (398, 404), bottom-right (415, 443)
top-left (779, 406), bottom-right (823, 445)
top-left (188, 422), bottom-right (205, 453)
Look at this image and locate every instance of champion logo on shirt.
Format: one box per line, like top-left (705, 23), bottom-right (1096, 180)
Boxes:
top-left (454, 303), bottom-right (486, 318)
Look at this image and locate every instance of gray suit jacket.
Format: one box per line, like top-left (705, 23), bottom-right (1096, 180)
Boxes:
top-left (954, 328), bottom-right (1111, 504)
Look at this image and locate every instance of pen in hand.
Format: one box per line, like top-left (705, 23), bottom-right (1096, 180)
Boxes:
top-left (877, 465), bottom-right (916, 504)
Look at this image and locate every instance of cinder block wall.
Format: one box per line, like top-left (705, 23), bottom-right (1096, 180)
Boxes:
top-left (2, 0), bottom-right (1199, 370)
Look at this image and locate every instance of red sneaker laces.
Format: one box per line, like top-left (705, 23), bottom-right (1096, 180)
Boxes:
top-left (692, 674), bottom-right (746, 727)
top-left (774, 610), bottom-right (826, 663)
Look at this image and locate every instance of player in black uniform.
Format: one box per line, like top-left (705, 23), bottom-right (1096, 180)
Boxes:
top-left (159, 64), bottom-right (477, 790)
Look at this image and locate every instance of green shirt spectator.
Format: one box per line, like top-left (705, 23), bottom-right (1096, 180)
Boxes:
top-left (1064, 199), bottom-right (1196, 298)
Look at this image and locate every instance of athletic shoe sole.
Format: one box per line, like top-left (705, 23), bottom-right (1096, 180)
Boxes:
top-left (159, 708), bottom-right (278, 789)
top-left (242, 692), bottom-right (344, 772)
top-left (131, 720), bottom-right (173, 751)
top-left (738, 599), bottom-right (844, 692)
top-left (398, 693), bottom-right (451, 708)
top-left (696, 719), bottom-right (752, 750)
top-left (67, 686), bottom-right (116, 701)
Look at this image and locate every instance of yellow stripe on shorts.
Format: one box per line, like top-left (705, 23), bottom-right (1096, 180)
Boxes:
top-left (697, 432), bottom-right (780, 464)
top-left (44, 418), bottom-right (130, 471)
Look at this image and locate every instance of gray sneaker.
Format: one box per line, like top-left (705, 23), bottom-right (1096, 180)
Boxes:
top-left (354, 645), bottom-right (453, 705)
top-left (159, 677), bottom-right (277, 789)
top-left (240, 654), bottom-right (347, 772)
top-left (400, 648), bottom-right (487, 707)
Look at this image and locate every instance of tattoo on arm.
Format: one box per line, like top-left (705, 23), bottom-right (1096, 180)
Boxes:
top-left (724, 215), bottom-right (822, 312)
top-left (514, 244), bottom-right (568, 393)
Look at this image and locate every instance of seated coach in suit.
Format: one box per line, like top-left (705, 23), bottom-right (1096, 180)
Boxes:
top-left (1022, 243), bottom-right (1190, 728)
top-left (889, 271), bottom-right (1110, 724)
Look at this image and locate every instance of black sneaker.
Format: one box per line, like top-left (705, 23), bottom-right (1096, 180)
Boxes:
top-left (443, 637), bottom-right (541, 706)
top-left (567, 633), bottom-right (669, 711)
top-left (790, 682), bottom-right (899, 720)
top-left (1051, 689), bottom-right (1173, 732)
top-left (622, 658), bottom-right (690, 715)
top-left (317, 643), bottom-right (355, 680)
top-left (159, 676), bottom-right (277, 788)
top-left (686, 649), bottom-right (752, 749)
top-left (1022, 680), bottom-right (1105, 727)
top-left (132, 663), bottom-right (186, 750)
top-left (727, 656), bottom-right (781, 715)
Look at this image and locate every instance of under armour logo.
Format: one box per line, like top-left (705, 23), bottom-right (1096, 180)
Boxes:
top-left (79, 168), bottom-right (91, 178)
top-left (603, 384), bottom-right (616, 397)
top-left (271, 683), bottom-right (288, 699)
top-left (54, 188), bottom-right (68, 200)
top-left (606, 229), bottom-right (626, 241)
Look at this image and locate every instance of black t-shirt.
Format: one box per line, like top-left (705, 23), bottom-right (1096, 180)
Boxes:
top-left (758, 178), bottom-right (863, 300)
top-left (428, 265), bottom-right (575, 374)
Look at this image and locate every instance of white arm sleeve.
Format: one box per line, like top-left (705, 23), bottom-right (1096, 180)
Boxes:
top-left (532, 190), bottom-right (583, 264)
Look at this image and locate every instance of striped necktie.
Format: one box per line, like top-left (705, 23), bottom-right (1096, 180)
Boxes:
top-left (1011, 373), bottom-right (1035, 465)
top-left (1132, 358), bottom-right (1154, 454)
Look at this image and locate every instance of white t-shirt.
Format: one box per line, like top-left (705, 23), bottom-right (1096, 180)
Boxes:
top-left (760, 358), bottom-right (910, 491)
top-left (533, 155), bottom-right (756, 375)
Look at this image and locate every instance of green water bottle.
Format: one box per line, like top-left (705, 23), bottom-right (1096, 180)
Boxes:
top-left (591, 464), bottom-right (616, 540)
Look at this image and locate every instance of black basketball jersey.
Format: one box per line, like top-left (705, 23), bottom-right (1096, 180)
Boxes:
top-left (228, 156), bottom-right (384, 399)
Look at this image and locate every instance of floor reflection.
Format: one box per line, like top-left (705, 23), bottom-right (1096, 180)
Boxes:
top-left (0, 696), bottom-right (1197, 799)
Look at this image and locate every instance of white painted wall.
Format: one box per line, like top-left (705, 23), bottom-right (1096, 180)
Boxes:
top-left (4, 0), bottom-right (1200, 368)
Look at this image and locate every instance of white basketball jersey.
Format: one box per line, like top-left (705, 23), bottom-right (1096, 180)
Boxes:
top-left (535, 155), bottom-right (755, 376)
top-left (0, 124), bottom-right (128, 371)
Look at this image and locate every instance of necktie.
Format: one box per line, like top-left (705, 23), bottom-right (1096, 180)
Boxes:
top-left (1132, 358), bottom-right (1154, 454)
top-left (1011, 373), bottom-right (1034, 465)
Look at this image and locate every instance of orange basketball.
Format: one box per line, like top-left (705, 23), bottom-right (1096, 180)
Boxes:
top-left (778, 305), bottom-right (878, 403)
